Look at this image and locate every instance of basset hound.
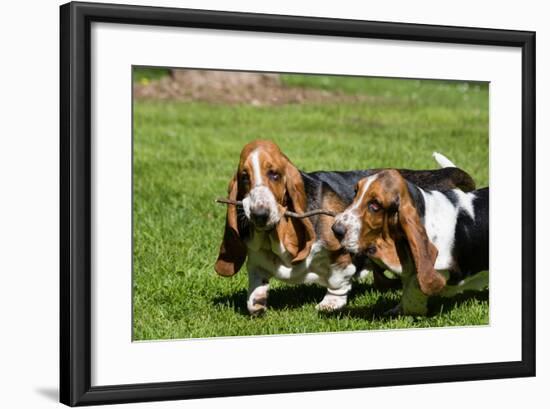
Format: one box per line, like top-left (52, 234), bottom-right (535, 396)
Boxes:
top-left (215, 140), bottom-right (477, 315)
top-left (332, 169), bottom-right (489, 316)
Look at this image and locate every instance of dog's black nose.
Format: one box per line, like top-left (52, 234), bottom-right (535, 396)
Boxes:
top-left (251, 208), bottom-right (269, 227)
top-left (332, 222), bottom-right (347, 240)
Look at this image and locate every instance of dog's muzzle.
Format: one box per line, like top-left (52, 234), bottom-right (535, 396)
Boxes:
top-left (243, 186), bottom-right (281, 230)
top-left (251, 207), bottom-right (270, 228)
top-left (331, 222), bottom-right (347, 241)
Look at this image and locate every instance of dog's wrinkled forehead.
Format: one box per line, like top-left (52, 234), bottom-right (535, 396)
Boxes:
top-left (358, 170), bottom-right (405, 208)
top-left (239, 140), bottom-right (282, 165)
top-left (238, 140), bottom-right (287, 187)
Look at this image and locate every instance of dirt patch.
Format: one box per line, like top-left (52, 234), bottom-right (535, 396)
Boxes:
top-left (133, 69), bottom-right (368, 106)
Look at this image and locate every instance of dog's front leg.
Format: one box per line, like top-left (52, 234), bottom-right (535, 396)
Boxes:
top-left (247, 268), bottom-right (270, 316)
top-left (316, 264), bottom-right (356, 312)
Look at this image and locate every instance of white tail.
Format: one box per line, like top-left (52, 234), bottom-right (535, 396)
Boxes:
top-left (432, 152), bottom-right (456, 168)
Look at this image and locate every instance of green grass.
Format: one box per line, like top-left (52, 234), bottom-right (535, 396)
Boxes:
top-left (133, 73), bottom-right (489, 341)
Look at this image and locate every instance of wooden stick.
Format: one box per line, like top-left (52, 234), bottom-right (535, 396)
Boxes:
top-left (215, 197), bottom-right (336, 218)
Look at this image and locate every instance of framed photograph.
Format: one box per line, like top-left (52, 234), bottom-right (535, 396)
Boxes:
top-left (60, 1), bottom-right (536, 406)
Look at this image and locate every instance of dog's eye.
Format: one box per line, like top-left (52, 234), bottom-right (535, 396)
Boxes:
top-left (241, 172), bottom-right (249, 183)
top-left (267, 170), bottom-right (280, 181)
top-left (368, 201), bottom-right (381, 213)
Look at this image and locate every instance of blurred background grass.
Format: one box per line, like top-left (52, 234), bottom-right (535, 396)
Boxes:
top-left (132, 68), bottom-right (489, 340)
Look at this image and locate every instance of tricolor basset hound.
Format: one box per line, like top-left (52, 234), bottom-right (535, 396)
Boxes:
top-left (215, 140), bottom-right (476, 315)
top-left (332, 169), bottom-right (489, 316)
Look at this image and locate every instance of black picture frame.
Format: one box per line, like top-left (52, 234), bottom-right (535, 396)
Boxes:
top-left (60, 1), bottom-right (536, 406)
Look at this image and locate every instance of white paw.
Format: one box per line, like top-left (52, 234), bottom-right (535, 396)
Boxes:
top-left (247, 300), bottom-right (267, 316)
top-left (247, 286), bottom-right (268, 316)
top-left (316, 294), bottom-right (347, 312)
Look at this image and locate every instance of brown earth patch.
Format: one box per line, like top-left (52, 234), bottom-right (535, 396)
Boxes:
top-left (133, 69), bottom-right (369, 106)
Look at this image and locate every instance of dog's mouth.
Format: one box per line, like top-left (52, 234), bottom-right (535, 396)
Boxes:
top-left (250, 207), bottom-right (282, 231)
top-left (251, 218), bottom-right (276, 231)
top-left (342, 242), bottom-right (359, 254)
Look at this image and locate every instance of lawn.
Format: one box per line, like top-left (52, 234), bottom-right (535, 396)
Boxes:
top-left (132, 71), bottom-right (489, 341)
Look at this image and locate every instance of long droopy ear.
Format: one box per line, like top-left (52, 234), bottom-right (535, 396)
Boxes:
top-left (214, 175), bottom-right (247, 276)
top-left (279, 161), bottom-right (315, 263)
top-left (398, 199), bottom-right (446, 295)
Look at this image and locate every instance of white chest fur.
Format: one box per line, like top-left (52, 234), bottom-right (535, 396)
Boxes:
top-left (247, 233), bottom-right (328, 285)
top-left (245, 231), bottom-right (355, 290)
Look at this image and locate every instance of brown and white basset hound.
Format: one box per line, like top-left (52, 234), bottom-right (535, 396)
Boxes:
top-left (215, 140), bottom-right (476, 315)
top-left (332, 169), bottom-right (489, 316)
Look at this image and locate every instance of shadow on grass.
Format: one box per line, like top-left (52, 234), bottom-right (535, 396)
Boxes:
top-left (428, 289), bottom-right (489, 316)
top-left (339, 289), bottom-right (489, 320)
top-left (326, 293), bottom-right (399, 321)
top-left (212, 281), bottom-right (375, 316)
top-left (213, 281), bottom-right (488, 321)
top-left (212, 289), bottom-right (249, 315)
